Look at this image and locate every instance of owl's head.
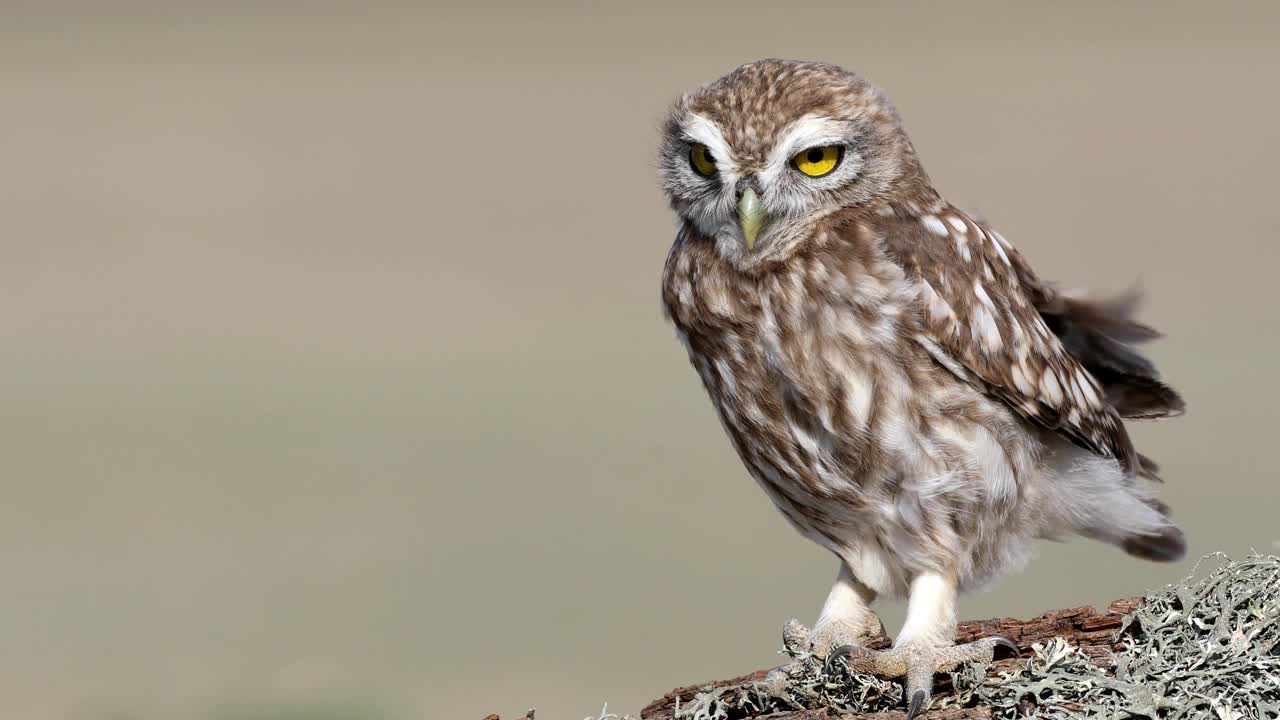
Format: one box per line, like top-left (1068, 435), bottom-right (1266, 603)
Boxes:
top-left (660, 59), bottom-right (927, 268)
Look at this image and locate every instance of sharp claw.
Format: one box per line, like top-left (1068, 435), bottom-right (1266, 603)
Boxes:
top-left (822, 643), bottom-right (855, 676)
top-left (906, 688), bottom-right (928, 720)
top-left (991, 636), bottom-right (1020, 660)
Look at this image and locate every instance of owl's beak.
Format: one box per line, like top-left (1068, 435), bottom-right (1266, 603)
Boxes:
top-left (737, 188), bottom-right (766, 251)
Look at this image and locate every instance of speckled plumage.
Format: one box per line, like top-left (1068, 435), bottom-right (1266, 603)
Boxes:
top-left (658, 59), bottom-right (1185, 713)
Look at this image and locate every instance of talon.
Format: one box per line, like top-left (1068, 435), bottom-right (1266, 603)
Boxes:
top-left (906, 688), bottom-right (928, 720)
top-left (991, 636), bottom-right (1020, 660)
top-left (823, 643), bottom-right (855, 676)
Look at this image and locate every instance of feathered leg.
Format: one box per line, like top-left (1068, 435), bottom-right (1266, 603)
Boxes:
top-left (788, 562), bottom-right (884, 658)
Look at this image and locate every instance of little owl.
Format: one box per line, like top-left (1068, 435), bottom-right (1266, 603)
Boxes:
top-left (659, 59), bottom-right (1185, 718)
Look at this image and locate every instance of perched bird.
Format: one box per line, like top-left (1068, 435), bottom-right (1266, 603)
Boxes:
top-left (659, 59), bottom-right (1185, 718)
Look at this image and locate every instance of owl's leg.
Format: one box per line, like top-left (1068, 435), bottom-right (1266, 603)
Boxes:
top-left (780, 562), bottom-right (883, 659)
top-left (812, 562), bottom-right (884, 656)
top-left (825, 572), bottom-right (1017, 720)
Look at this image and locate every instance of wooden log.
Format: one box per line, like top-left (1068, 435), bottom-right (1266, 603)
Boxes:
top-left (638, 597), bottom-right (1143, 720)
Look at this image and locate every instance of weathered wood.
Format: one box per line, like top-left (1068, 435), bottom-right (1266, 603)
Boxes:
top-left (638, 598), bottom-right (1142, 720)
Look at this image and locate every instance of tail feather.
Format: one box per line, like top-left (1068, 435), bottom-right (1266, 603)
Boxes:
top-left (1097, 373), bottom-right (1186, 419)
top-left (1035, 284), bottom-right (1188, 563)
top-left (1123, 524), bottom-right (1187, 563)
top-left (1122, 494), bottom-right (1185, 562)
top-left (1041, 286), bottom-right (1185, 420)
top-left (1137, 453), bottom-right (1164, 483)
top-left (1044, 444), bottom-right (1186, 562)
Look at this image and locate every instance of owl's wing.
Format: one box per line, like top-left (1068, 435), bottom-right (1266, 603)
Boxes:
top-left (872, 207), bottom-right (1139, 471)
top-left (1034, 286), bottom-right (1184, 422)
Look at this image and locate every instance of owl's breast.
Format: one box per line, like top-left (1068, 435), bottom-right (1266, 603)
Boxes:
top-left (662, 233), bottom-right (932, 536)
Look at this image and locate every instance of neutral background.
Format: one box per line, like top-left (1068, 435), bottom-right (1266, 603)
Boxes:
top-left (3, 2), bottom-right (1278, 719)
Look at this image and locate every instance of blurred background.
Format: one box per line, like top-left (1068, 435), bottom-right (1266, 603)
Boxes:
top-left (2, 1), bottom-right (1277, 718)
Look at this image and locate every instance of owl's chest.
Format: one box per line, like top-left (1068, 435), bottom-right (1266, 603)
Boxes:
top-left (665, 246), bottom-right (929, 496)
top-left (680, 291), bottom-right (918, 452)
top-left (665, 246), bottom-right (919, 405)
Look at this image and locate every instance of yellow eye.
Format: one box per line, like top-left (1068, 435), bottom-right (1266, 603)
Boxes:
top-left (689, 143), bottom-right (717, 177)
top-left (792, 145), bottom-right (843, 177)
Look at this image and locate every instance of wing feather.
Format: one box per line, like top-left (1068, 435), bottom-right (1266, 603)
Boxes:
top-left (872, 206), bottom-right (1139, 471)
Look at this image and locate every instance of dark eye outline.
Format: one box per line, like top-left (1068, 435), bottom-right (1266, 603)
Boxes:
top-left (791, 145), bottom-right (845, 178)
top-left (688, 143), bottom-right (718, 177)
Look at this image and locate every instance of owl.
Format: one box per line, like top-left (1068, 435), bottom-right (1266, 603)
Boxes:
top-left (659, 60), bottom-right (1185, 718)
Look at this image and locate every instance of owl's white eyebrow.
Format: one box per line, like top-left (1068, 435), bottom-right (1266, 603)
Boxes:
top-left (681, 113), bottom-right (736, 174)
top-left (765, 115), bottom-right (853, 170)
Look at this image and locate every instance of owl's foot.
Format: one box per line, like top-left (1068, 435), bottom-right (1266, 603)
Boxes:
top-left (780, 613), bottom-right (885, 660)
top-left (825, 636), bottom-right (1018, 720)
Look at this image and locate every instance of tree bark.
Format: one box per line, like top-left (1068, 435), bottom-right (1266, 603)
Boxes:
top-left (639, 597), bottom-right (1145, 720)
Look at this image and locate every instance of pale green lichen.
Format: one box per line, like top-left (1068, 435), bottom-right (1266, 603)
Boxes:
top-left (959, 553), bottom-right (1280, 719)
top-left (672, 651), bottom-right (903, 720)
top-left (673, 554), bottom-right (1280, 720)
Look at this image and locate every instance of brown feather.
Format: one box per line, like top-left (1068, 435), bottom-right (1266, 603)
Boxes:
top-left (872, 206), bottom-right (1140, 472)
top-left (1038, 289), bottom-right (1185, 419)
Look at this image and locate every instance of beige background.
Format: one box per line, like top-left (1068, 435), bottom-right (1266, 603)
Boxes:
top-left (2, 2), bottom-right (1277, 718)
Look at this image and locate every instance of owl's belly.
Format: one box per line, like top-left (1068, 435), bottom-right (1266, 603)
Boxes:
top-left (686, 325), bottom-right (1040, 596)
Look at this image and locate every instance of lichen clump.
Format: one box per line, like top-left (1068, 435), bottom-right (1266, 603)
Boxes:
top-left (674, 554), bottom-right (1280, 720)
top-left (961, 553), bottom-right (1280, 719)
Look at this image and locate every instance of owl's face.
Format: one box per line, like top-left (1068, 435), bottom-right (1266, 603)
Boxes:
top-left (660, 60), bottom-right (922, 269)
